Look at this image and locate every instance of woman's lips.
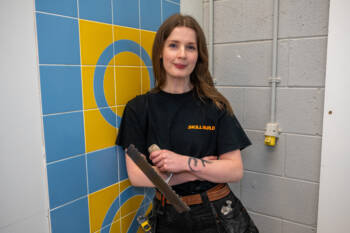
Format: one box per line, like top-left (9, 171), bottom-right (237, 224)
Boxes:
top-left (174, 64), bottom-right (186, 69)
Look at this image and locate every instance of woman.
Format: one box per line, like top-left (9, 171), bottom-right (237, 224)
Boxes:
top-left (116, 14), bottom-right (258, 233)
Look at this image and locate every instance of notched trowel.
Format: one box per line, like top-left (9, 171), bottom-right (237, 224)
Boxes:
top-left (127, 144), bottom-right (190, 213)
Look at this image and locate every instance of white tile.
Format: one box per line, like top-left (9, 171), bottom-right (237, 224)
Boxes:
top-left (250, 212), bottom-right (282, 233)
top-left (278, 38), bottom-right (327, 87)
top-left (244, 88), bottom-right (270, 131)
top-left (282, 220), bottom-right (316, 233)
top-left (279, 0), bottom-right (330, 38)
top-left (213, 0), bottom-right (273, 43)
top-left (214, 42), bottom-right (272, 86)
top-left (217, 87), bottom-right (245, 122)
top-left (241, 172), bottom-right (319, 225)
top-left (276, 88), bottom-right (324, 135)
top-left (285, 134), bottom-right (321, 182)
top-left (243, 131), bottom-right (285, 176)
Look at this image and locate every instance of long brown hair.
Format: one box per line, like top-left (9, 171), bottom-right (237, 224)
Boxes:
top-left (151, 14), bottom-right (233, 115)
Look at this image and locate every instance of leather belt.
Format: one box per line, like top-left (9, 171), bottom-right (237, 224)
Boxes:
top-left (156, 184), bottom-right (230, 206)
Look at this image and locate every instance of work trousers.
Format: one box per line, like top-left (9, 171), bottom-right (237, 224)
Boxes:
top-left (149, 191), bottom-right (259, 233)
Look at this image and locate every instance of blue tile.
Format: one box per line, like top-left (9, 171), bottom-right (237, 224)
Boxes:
top-left (44, 112), bottom-right (85, 163)
top-left (40, 66), bottom-right (82, 115)
top-left (117, 146), bottom-right (128, 181)
top-left (162, 0), bottom-right (180, 22)
top-left (50, 197), bottom-right (90, 233)
top-left (113, 39), bottom-right (141, 64)
top-left (167, 0), bottom-right (180, 3)
top-left (113, 0), bottom-right (139, 28)
top-left (140, 0), bottom-right (161, 31)
top-left (87, 147), bottom-right (118, 193)
top-left (35, 0), bottom-right (78, 17)
top-left (36, 13), bottom-right (80, 65)
top-left (47, 156), bottom-right (87, 209)
top-left (79, 0), bottom-right (112, 24)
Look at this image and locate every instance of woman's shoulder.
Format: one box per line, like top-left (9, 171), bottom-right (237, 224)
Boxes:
top-left (126, 92), bottom-right (151, 111)
top-left (200, 97), bottom-right (227, 117)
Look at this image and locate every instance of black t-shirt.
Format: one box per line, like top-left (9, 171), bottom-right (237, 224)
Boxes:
top-left (116, 89), bottom-right (251, 196)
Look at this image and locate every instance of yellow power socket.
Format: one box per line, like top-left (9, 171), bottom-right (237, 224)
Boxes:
top-left (264, 135), bottom-right (276, 146)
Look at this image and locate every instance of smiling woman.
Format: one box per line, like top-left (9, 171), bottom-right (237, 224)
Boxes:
top-left (116, 14), bottom-right (258, 233)
top-left (161, 26), bottom-right (198, 92)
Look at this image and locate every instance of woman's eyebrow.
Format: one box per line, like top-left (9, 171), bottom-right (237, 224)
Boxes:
top-left (167, 39), bottom-right (196, 44)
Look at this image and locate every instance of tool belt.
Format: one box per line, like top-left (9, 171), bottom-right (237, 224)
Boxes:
top-left (155, 183), bottom-right (230, 206)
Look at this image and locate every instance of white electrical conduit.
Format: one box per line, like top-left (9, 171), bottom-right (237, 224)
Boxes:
top-left (270, 0), bottom-right (280, 123)
top-left (264, 0), bottom-right (281, 145)
top-left (207, 0), bottom-right (280, 144)
top-left (209, 0), bottom-right (214, 75)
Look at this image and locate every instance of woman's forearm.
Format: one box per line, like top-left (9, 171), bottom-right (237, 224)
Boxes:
top-left (150, 149), bottom-right (244, 184)
top-left (125, 153), bottom-right (199, 187)
top-left (187, 157), bottom-right (243, 183)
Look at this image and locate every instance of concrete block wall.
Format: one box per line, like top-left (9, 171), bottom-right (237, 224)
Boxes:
top-left (204, 0), bottom-right (329, 232)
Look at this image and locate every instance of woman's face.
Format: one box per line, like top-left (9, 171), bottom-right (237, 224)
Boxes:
top-left (162, 26), bottom-right (198, 81)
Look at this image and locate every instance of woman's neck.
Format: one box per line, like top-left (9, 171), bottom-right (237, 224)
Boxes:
top-left (162, 76), bottom-right (193, 94)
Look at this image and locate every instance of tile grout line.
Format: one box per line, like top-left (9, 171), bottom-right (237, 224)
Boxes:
top-left (111, 0), bottom-right (123, 231)
top-left (46, 153), bottom-right (85, 166)
top-left (42, 105), bottom-right (128, 117)
top-left (35, 10), bottom-right (78, 20)
top-left (76, 1), bottom-right (92, 232)
top-left (160, 0), bottom-right (163, 23)
top-left (244, 169), bottom-right (320, 185)
top-left (165, 0), bottom-right (180, 6)
top-left (139, 0), bottom-right (143, 96)
top-left (50, 195), bottom-right (87, 212)
top-left (39, 64), bottom-right (152, 68)
top-left (35, 10), bottom-right (162, 33)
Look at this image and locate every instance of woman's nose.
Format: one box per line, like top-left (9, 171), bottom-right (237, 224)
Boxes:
top-left (177, 46), bottom-right (186, 58)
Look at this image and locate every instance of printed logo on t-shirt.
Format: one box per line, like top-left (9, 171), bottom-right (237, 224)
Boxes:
top-left (187, 125), bottom-right (216, 131)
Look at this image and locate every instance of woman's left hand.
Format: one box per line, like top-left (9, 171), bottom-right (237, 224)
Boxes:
top-left (149, 149), bottom-right (188, 173)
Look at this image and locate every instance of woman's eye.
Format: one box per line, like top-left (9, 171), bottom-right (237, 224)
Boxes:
top-left (187, 45), bottom-right (196, 50)
top-left (169, 43), bottom-right (177, 48)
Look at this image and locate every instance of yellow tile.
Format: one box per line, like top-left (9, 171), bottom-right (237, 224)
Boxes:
top-left (141, 67), bottom-right (152, 94)
top-left (116, 105), bottom-right (125, 134)
top-left (104, 64), bottom-right (116, 108)
top-left (140, 30), bottom-right (156, 63)
top-left (137, 226), bottom-right (144, 233)
top-left (120, 179), bottom-right (132, 193)
top-left (113, 26), bottom-right (141, 66)
top-left (117, 106), bottom-right (125, 118)
top-left (113, 207), bottom-right (122, 226)
top-left (80, 20), bottom-right (113, 65)
top-left (88, 184), bottom-right (120, 233)
top-left (115, 67), bottom-right (141, 105)
top-left (144, 203), bottom-right (153, 216)
top-left (121, 212), bottom-right (138, 233)
top-left (82, 65), bottom-right (115, 110)
top-left (84, 107), bottom-right (117, 153)
top-left (121, 195), bottom-right (144, 217)
top-left (114, 52), bottom-right (142, 67)
top-left (109, 220), bottom-right (121, 233)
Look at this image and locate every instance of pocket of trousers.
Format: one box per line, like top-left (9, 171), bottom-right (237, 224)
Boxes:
top-left (213, 192), bottom-right (259, 233)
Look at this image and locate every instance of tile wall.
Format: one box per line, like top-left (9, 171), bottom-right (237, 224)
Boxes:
top-left (35, 1), bottom-right (180, 233)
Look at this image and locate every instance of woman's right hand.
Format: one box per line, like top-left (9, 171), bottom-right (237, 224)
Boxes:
top-left (149, 149), bottom-right (188, 173)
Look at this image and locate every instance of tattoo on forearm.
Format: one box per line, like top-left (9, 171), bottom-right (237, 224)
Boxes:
top-left (188, 157), bottom-right (213, 172)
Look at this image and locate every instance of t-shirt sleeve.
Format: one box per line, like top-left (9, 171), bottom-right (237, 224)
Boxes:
top-left (216, 111), bottom-right (251, 155)
top-left (115, 103), bottom-right (147, 156)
